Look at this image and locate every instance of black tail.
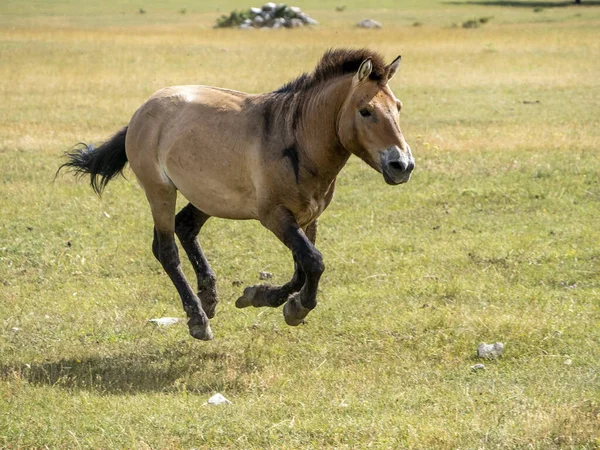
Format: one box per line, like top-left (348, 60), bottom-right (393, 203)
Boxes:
top-left (58, 127), bottom-right (128, 196)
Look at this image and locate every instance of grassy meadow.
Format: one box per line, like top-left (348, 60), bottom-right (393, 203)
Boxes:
top-left (1, 0), bottom-right (600, 448)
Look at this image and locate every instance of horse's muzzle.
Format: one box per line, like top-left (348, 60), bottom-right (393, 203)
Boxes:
top-left (380, 145), bottom-right (414, 185)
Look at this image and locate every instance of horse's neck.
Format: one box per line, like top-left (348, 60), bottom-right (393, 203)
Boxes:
top-left (297, 77), bottom-right (352, 181)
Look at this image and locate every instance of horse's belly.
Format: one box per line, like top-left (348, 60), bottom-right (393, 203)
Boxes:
top-left (174, 177), bottom-right (259, 220)
top-left (161, 137), bottom-right (260, 219)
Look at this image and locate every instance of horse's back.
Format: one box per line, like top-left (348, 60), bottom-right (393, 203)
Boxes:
top-left (126, 85), bottom-right (263, 220)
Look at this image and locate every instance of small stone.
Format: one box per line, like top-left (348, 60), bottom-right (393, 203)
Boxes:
top-left (208, 393), bottom-right (232, 405)
top-left (259, 271), bottom-right (273, 280)
top-left (148, 317), bottom-right (182, 327)
top-left (262, 2), bottom-right (276, 12)
top-left (253, 15), bottom-right (265, 25)
top-left (290, 6), bottom-right (302, 14)
top-left (357, 19), bottom-right (382, 29)
top-left (250, 7), bottom-right (262, 14)
top-left (564, 358), bottom-right (572, 365)
top-left (287, 18), bottom-right (303, 28)
top-left (471, 363), bottom-right (485, 371)
top-left (477, 342), bottom-right (504, 359)
top-left (238, 23), bottom-right (253, 29)
top-left (11, 327), bottom-right (21, 332)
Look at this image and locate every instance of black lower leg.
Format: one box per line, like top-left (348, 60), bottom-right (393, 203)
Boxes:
top-left (280, 221), bottom-right (324, 325)
top-left (175, 203), bottom-right (218, 318)
top-left (155, 229), bottom-right (212, 340)
top-left (235, 255), bottom-right (305, 308)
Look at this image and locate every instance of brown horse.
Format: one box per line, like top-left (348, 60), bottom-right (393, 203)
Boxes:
top-left (60, 48), bottom-right (414, 341)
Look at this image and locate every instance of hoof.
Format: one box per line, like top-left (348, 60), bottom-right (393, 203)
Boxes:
top-left (198, 287), bottom-right (218, 319)
top-left (235, 285), bottom-right (272, 308)
top-left (283, 297), bottom-right (310, 326)
top-left (188, 319), bottom-right (214, 341)
top-left (235, 286), bottom-right (257, 309)
top-left (200, 298), bottom-right (217, 319)
top-left (203, 306), bottom-right (216, 320)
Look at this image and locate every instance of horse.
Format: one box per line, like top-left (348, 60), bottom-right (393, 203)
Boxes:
top-left (59, 48), bottom-right (415, 341)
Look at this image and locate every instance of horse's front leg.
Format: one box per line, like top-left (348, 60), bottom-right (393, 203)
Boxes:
top-left (280, 218), bottom-right (324, 326)
top-left (235, 220), bottom-right (317, 310)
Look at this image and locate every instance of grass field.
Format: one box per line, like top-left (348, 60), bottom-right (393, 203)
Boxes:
top-left (1, 0), bottom-right (599, 448)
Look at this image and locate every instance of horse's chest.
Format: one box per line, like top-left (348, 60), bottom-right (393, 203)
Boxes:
top-left (296, 179), bottom-right (335, 227)
top-left (296, 199), bottom-right (325, 228)
top-left (296, 185), bottom-right (335, 227)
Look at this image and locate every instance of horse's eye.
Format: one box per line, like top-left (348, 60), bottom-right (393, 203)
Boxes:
top-left (359, 108), bottom-right (372, 118)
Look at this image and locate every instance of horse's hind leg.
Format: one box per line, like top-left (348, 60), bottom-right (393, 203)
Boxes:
top-left (235, 220), bottom-right (318, 312)
top-left (175, 203), bottom-right (218, 318)
top-left (146, 185), bottom-right (212, 340)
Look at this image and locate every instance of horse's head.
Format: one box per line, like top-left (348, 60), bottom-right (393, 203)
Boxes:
top-left (338, 55), bottom-right (414, 185)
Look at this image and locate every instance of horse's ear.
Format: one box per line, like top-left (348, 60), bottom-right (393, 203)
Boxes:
top-left (354, 58), bottom-right (373, 84)
top-left (386, 55), bottom-right (401, 82)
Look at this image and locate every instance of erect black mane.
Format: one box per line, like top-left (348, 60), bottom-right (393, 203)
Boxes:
top-left (274, 48), bottom-right (388, 94)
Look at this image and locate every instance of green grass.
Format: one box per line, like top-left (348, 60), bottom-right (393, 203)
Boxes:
top-left (1, 0), bottom-right (600, 448)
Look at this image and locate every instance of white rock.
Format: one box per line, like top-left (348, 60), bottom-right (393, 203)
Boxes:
top-left (297, 13), bottom-right (318, 25)
top-left (477, 342), bottom-right (504, 359)
top-left (287, 18), bottom-right (303, 28)
top-left (208, 393), bottom-right (232, 405)
top-left (250, 7), bottom-right (262, 14)
top-left (357, 19), bottom-right (382, 29)
top-left (471, 363), bottom-right (485, 371)
top-left (11, 327), bottom-right (21, 332)
top-left (262, 2), bottom-right (276, 11)
top-left (148, 317), bottom-right (182, 327)
top-left (259, 271), bottom-right (273, 280)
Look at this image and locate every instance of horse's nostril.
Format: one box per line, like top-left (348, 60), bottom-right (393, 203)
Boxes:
top-left (406, 161), bottom-right (415, 172)
top-left (389, 161), bottom-right (405, 172)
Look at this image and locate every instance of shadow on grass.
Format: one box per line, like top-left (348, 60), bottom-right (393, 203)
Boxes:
top-left (1, 344), bottom-right (262, 395)
top-left (444, 1), bottom-right (600, 6)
